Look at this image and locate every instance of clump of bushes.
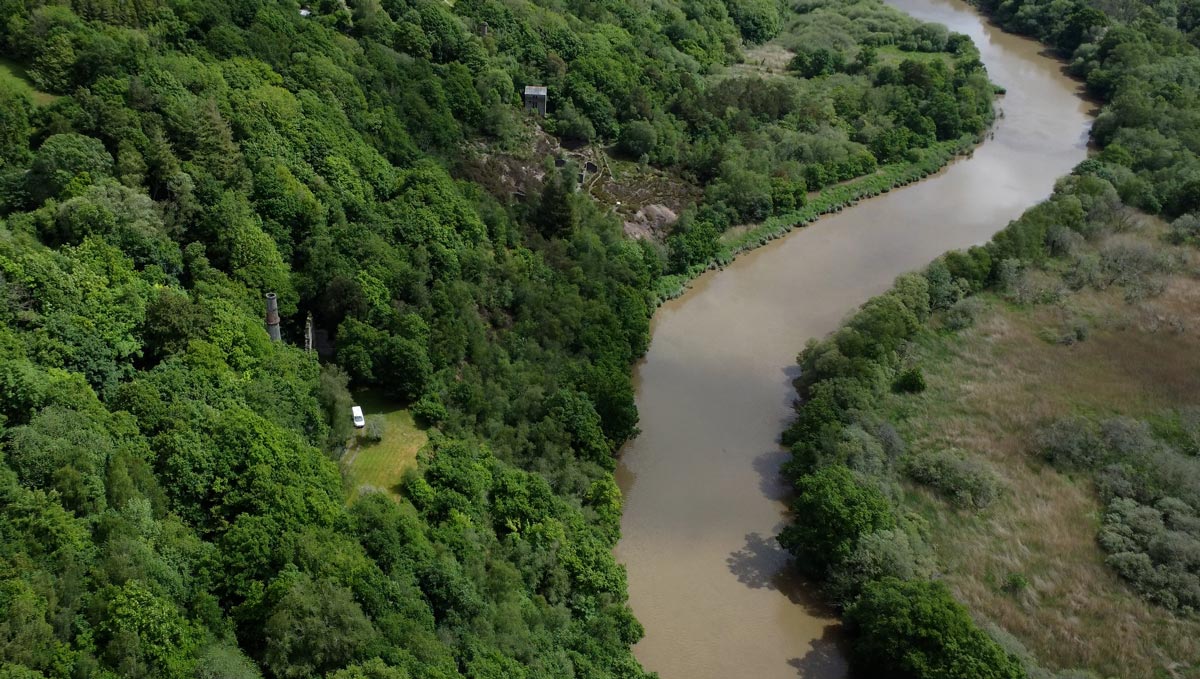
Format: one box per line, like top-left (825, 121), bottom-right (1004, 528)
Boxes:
top-left (1100, 497), bottom-right (1200, 611)
top-left (1167, 213), bottom-right (1200, 246)
top-left (845, 578), bottom-right (1026, 679)
top-left (944, 296), bottom-right (985, 330)
top-left (892, 367), bottom-right (927, 393)
top-left (1036, 415), bottom-right (1200, 611)
top-left (778, 178), bottom-right (1147, 673)
top-left (905, 449), bottom-right (1000, 509)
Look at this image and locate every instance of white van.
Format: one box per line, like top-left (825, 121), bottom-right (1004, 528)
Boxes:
top-left (351, 405), bottom-right (366, 428)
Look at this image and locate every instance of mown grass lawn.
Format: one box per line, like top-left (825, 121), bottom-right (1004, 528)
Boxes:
top-left (0, 56), bottom-right (59, 106)
top-left (342, 389), bottom-right (428, 501)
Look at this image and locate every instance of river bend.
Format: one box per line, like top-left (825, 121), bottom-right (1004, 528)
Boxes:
top-left (613, 0), bottom-right (1094, 676)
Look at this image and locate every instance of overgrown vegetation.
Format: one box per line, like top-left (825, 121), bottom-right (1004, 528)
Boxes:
top-left (0, 0), bottom-right (1007, 673)
top-left (658, 0), bottom-right (996, 282)
top-left (778, 0), bottom-right (1200, 671)
top-left (781, 168), bottom-right (1200, 677)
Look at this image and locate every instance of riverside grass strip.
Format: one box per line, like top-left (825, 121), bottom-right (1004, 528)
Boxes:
top-left (652, 132), bottom-right (983, 303)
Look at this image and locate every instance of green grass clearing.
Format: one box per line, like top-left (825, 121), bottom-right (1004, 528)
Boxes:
top-left (874, 45), bottom-right (953, 67)
top-left (0, 56), bottom-right (59, 106)
top-left (342, 390), bottom-right (428, 501)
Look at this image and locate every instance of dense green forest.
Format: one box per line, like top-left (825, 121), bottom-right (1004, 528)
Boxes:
top-left (777, 0), bottom-right (1200, 674)
top-left (0, 0), bottom-right (1009, 675)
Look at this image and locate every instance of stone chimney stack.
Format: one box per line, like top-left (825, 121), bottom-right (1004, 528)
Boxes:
top-left (265, 292), bottom-right (281, 342)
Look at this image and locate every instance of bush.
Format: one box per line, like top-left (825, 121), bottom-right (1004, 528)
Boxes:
top-left (905, 449), bottom-right (1000, 509)
top-left (845, 577), bottom-right (1026, 679)
top-left (725, 0), bottom-right (782, 43)
top-left (892, 367), bottom-right (927, 394)
top-left (1100, 497), bottom-right (1200, 611)
top-left (618, 121), bottom-right (657, 159)
top-left (827, 528), bottom-right (934, 604)
top-left (1099, 239), bottom-right (1171, 287)
top-left (779, 465), bottom-right (896, 578)
top-left (363, 416), bottom-right (384, 443)
top-left (943, 296), bottom-right (985, 331)
top-left (1035, 417), bottom-right (1104, 470)
top-left (411, 394), bottom-right (447, 426)
top-left (1168, 213), bottom-right (1200, 245)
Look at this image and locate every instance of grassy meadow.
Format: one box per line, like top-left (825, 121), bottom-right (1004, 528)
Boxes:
top-left (0, 56), bottom-right (58, 106)
top-left (879, 218), bottom-right (1200, 676)
top-left (341, 390), bottom-right (429, 501)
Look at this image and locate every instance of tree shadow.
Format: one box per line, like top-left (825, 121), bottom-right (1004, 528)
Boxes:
top-left (787, 624), bottom-right (850, 678)
top-left (726, 531), bottom-right (839, 616)
top-left (753, 363), bottom-right (806, 501)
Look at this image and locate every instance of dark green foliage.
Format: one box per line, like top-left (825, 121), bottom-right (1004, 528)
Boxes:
top-left (780, 465), bottom-right (896, 578)
top-left (726, 0), bottom-right (783, 43)
top-left (845, 578), bottom-right (1026, 679)
top-left (263, 575), bottom-right (378, 678)
top-left (789, 48), bottom-right (845, 77)
top-left (618, 120), bottom-right (657, 159)
top-left (0, 80), bottom-right (32, 172)
top-left (27, 133), bottom-right (112, 204)
top-left (892, 367), bottom-right (926, 393)
top-left (533, 166), bottom-right (579, 239)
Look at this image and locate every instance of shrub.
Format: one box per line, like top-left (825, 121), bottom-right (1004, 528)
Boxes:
top-left (1002, 572), bottom-right (1029, 594)
top-left (905, 449), bottom-right (1000, 509)
top-left (943, 296), bottom-right (984, 331)
top-left (892, 367), bottom-right (926, 394)
top-left (1035, 417), bottom-right (1104, 470)
top-left (1168, 213), bottom-right (1200, 245)
top-left (827, 528), bottom-right (934, 604)
top-left (845, 577), bottom-right (1026, 679)
top-left (1047, 224), bottom-right (1086, 257)
top-left (412, 394), bottom-right (447, 426)
top-left (363, 416), bottom-right (384, 443)
top-left (618, 120), bottom-right (657, 159)
top-left (1100, 239), bottom-right (1171, 287)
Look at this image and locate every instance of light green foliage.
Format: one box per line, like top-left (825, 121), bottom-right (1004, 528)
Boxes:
top-left (98, 580), bottom-right (199, 677)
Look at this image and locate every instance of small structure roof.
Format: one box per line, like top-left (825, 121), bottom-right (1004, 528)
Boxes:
top-left (524, 85), bottom-right (548, 97)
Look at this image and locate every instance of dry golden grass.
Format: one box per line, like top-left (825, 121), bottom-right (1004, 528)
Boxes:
top-left (883, 240), bottom-right (1200, 677)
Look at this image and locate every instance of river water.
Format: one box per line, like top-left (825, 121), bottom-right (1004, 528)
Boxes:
top-left (612, 0), bottom-right (1094, 676)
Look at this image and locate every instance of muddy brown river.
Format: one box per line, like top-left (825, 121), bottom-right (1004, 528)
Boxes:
top-left (612, 0), bottom-right (1094, 677)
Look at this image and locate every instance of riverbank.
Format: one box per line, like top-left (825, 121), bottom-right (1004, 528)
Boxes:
top-left (615, 0), bottom-right (1093, 672)
top-left (653, 132), bottom-right (987, 302)
top-left (778, 177), bottom-right (1200, 677)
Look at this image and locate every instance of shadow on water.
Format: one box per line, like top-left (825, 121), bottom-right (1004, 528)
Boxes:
top-left (753, 449), bottom-right (791, 501)
top-left (754, 364), bottom-right (805, 501)
top-left (726, 532), bottom-right (837, 614)
top-left (788, 626), bottom-right (850, 678)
